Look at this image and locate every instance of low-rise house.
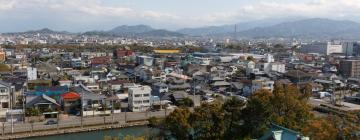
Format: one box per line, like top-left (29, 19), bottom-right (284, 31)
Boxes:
top-left (35, 62), bottom-right (59, 79)
top-left (59, 80), bottom-right (72, 87)
top-left (61, 92), bottom-right (81, 114)
top-left (26, 94), bottom-right (60, 118)
top-left (108, 80), bottom-right (130, 92)
top-left (0, 81), bottom-right (13, 118)
top-left (139, 68), bottom-right (166, 82)
top-left (91, 56), bottom-right (111, 67)
top-left (259, 123), bottom-right (309, 140)
top-left (74, 84), bottom-right (107, 116)
top-left (152, 82), bottom-right (168, 96)
top-left (115, 49), bottom-right (134, 59)
top-left (168, 78), bottom-right (191, 90)
top-left (6, 109), bottom-right (24, 122)
top-left (284, 70), bottom-right (314, 84)
top-left (27, 80), bottom-right (52, 90)
top-left (251, 77), bottom-right (275, 93)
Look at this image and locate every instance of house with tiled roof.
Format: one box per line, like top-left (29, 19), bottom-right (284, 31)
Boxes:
top-left (259, 123), bottom-right (309, 140)
top-left (61, 92), bottom-right (81, 114)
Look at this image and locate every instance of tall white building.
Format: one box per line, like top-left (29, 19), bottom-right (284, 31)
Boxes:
top-left (27, 67), bottom-right (37, 80)
top-left (128, 85), bottom-right (151, 112)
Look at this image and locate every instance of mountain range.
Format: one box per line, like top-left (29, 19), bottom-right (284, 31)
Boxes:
top-left (4, 18), bottom-right (360, 39)
top-left (83, 25), bottom-right (184, 38)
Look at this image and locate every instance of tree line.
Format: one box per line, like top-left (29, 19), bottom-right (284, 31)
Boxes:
top-left (150, 83), bottom-right (360, 140)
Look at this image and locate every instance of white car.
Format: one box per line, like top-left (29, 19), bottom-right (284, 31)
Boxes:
top-left (206, 98), bottom-right (215, 103)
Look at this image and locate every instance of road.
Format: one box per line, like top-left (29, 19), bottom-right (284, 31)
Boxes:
top-left (0, 110), bottom-right (171, 135)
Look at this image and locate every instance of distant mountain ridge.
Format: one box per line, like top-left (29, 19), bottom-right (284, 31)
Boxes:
top-left (4, 18), bottom-right (360, 39)
top-left (236, 18), bottom-right (360, 39)
top-left (4, 28), bottom-right (70, 35)
top-left (176, 18), bottom-right (302, 36)
top-left (83, 25), bottom-right (185, 38)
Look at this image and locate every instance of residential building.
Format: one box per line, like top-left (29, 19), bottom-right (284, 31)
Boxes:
top-left (71, 58), bottom-right (82, 68)
top-left (128, 85), bottom-right (151, 112)
top-left (251, 78), bottom-right (275, 93)
top-left (61, 92), bottom-right (81, 114)
top-left (27, 67), bottom-right (37, 80)
top-left (0, 81), bottom-right (12, 118)
top-left (136, 55), bottom-right (154, 66)
top-left (339, 59), bottom-right (360, 78)
top-left (259, 123), bottom-right (309, 140)
top-left (152, 82), bottom-right (168, 96)
top-left (0, 47), bottom-right (5, 62)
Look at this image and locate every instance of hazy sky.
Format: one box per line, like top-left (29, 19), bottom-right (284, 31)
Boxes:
top-left (1, 0), bottom-right (360, 32)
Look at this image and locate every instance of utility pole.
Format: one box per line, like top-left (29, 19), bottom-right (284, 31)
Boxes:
top-left (111, 99), bottom-right (114, 124)
top-left (2, 122), bottom-right (4, 136)
top-left (81, 85), bottom-right (84, 128)
top-left (124, 109), bottom-right (127, 123)
top-left (10, 86), bottom-right (14, 134)
top-left (22, 87), bottom-right (26, 124)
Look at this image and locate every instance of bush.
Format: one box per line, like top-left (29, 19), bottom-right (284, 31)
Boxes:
top-left (25, 108), bottom-right (41, 117)
top-left (175, 98), bottom-right (194, 107)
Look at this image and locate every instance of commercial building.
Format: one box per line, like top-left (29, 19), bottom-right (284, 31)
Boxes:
top-left (300, 41), bottom-right (343, 55)
top-left (339, 59), bottom-right (360, 78)
top-left (128, 85), bottom-right (151, 112)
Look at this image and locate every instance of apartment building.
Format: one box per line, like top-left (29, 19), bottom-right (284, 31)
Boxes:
top-left (339, 59), bottom-right (360, 78)
top-left (128, 85), bottom-right (151, 112)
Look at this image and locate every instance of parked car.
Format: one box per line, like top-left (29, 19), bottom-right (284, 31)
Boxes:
top-left (45, 120), bottom-right (58, 125)
top-left (206, 98), bottom-right (215, 103)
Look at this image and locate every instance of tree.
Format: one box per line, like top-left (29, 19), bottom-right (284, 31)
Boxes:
top-left (175, 97), bottom-right (194, 107)
top-left (241, 84), bottom-right (313, 138)
top-left (233, 68), bottom-right (246, 77)
top-left (104, 136), bottom-right (119, 140)
top-left (165, 108), bottom-right (192, 140)
top-left (241, 89), bottom-right (273, 138)
top-left (25, 107), bottom-right (41, 117)
top-left (273, 44), bottom-right (285, 49)
top-left (222, 97), bottom-right (246, 140)
top-left (300, 83), bottom-right (312, 100)
top-left (148, 117), bottom-right (162, 127)
top-left (190, 102), bottom-right (225, 140)
top-left (270, 84), bottom-right (313, 131)
top-left (246, 56), bottom-right (255, 62)
top-left (302, 118), bottom-right (337, 140)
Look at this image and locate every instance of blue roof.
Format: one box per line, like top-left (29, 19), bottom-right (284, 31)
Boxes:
top-left (259, 123), bottom-right (309, 140)
top-left (27, 86), bottom-right (69, 96)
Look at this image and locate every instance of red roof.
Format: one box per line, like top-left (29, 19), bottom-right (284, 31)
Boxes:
top-left (61, 92), bottom-right (80, 100)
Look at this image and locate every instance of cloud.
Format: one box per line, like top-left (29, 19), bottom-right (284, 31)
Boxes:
top-left (186, 0), bottom-right (360, 26)
top-left (0, 0), bottom-right (15, 11)
top-left (1, 0), bottom-right (360, 30)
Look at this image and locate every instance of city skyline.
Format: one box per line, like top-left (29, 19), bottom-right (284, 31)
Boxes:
top-left (1, 0), bottom-right (360, 32)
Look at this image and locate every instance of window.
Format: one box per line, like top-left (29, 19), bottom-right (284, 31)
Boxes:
top-left (143, 94), bottom-right (149, 97)
top-left (143, 100), bottom-right (150, 103)
top-left (0, 89), bottom-right (6, 93)
top-left (2, 102), bottom-right (9, 108)
top-left (134, 94), bottom-right (141, 97)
